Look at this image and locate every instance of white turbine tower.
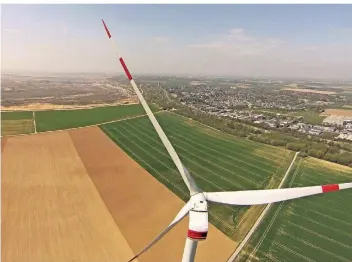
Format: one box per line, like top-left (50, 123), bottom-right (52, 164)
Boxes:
top-left (101, 19), bottom-right (352, 262)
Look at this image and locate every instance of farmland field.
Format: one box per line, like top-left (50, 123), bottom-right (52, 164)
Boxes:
top-left (1, 111), bottom-right (33, 120)
top-left (35, 103), bottom-right (159, 132)
top-left (100, 111), bottom-right (296, 242)
top-left (235, 157), bottom-right (352, 262)
top-left (2, 131), bottom-right (136, 262)
top-left (1, 111), bottom-right (34, 136)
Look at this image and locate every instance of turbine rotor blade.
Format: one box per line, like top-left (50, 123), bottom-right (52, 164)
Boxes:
top-left (205, 183), bottom-right (352, 206)
top-left (101, 19), bottom-right (200, 195)
top-left (127, 201), bottom-right (193, 262)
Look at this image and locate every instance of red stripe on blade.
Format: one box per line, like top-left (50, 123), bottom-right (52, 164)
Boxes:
top-left (119, 57), bottom-right (133, 81)
top-left (187, 230), bottom-right (208, 240)
top-left (322, 184), bottom-right (339, 193)
top-left (102, 19), bottom-right (111, 38)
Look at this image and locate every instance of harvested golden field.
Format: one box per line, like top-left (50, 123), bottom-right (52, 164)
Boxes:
top-left (1, 119), bottom-right (34, 136)
top-left (321, 108), bottom-right (352, 117)
top-left (2, 127), bottom-right (235, 262)
top-left (282, 88), bottom-right (336, 95)
top-left (1, 131), bottom-right (136, 262)
top-left (70, 126), bottom-right (235, 262)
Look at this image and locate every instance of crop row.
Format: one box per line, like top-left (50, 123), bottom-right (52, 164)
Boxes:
top-left (236, 157), bottom-right (352, 262)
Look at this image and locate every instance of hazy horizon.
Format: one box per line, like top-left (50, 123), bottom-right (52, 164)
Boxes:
top-left (2, 4), bottom-right (352, 80)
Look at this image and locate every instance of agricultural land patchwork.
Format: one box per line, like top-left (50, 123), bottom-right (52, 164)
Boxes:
top-left (3, 105), bottom-right (351, 262)
top-left (1, 103), bottom-right (159, 136)
top-left (2, 125), bottom-right (236, 262)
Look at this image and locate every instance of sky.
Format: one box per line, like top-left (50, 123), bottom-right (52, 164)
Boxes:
top-left (2, 4), bottom-right (352, 79)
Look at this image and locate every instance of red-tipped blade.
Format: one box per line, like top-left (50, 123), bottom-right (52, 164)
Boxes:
top-left (119, 57), bottom-right (133, 81)
top-left (101, 19), bottom-right (201, 196)
top-left (205, 182), bottom-right (352, 206)
top-left (102, 19), bottom-right (111, 38)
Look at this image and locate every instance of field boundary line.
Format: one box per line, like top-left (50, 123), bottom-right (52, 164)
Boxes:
top-left (33, 111), bottom-right (37, 133)
top-left (226, 151), bottom-right (299, 262)
top-left (0, 112), bottom-right (161, 138)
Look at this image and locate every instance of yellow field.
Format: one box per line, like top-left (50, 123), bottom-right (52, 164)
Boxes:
top-left (1, 131), bottom-right (136, 262)
top-left (282, 88), bottom-right (336, 95)
top-left (0, 101), bottom-right (139, 111)
top-left (1, 119), bottom-right (34, 136)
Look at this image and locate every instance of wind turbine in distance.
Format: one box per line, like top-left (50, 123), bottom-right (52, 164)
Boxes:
top-left (101, 19), bottom-right (352, 262)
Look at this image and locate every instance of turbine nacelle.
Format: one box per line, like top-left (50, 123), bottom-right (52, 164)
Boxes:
top-left (188, 193), bottom-right (208, 241)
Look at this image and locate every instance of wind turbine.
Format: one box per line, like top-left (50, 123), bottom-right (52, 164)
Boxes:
top-left (101, 19), bottom-right (352, 262)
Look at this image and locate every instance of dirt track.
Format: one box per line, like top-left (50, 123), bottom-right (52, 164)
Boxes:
top-left (1, 131), bottom-right (136, 262)
top-left (70, 126), bottom-right (235, 262)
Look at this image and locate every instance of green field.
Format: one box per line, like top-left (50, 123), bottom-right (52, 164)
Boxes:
top-left (1, 111), bottom-right (33, 120)
top-left (236, 157), bottom-right (352, 262)
top-left (100, 112), bottom-right (295, 241)
top-left (1, 111), bottom-right (34, 136)
top-left (35, 104), bottom-right (158, 132)
top-left (289, 111), bottom-right (325, 125)
top-left (252, 108), bottom-right (295, 115)
top-left (251, 108), bottom-right (325, 125)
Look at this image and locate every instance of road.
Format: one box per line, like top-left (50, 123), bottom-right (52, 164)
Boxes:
top-left (226, 151), bottom-right (299, 262)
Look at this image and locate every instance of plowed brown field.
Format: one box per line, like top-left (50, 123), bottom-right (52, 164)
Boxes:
top-left (2, 126), bottom-right (235, 262)
top-left (1, 131), bottom-right (136, 262)
top-left (1, 137), bottom-right (7, 152)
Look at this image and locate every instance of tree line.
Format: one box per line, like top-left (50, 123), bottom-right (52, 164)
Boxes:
top-left (144, 87), bottom-right (352, 167)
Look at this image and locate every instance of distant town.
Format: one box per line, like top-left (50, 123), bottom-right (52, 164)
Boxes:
top-left (2, 72), bottom-right (352, 143)
top-left (141, 76), bottom-right (352, 142)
